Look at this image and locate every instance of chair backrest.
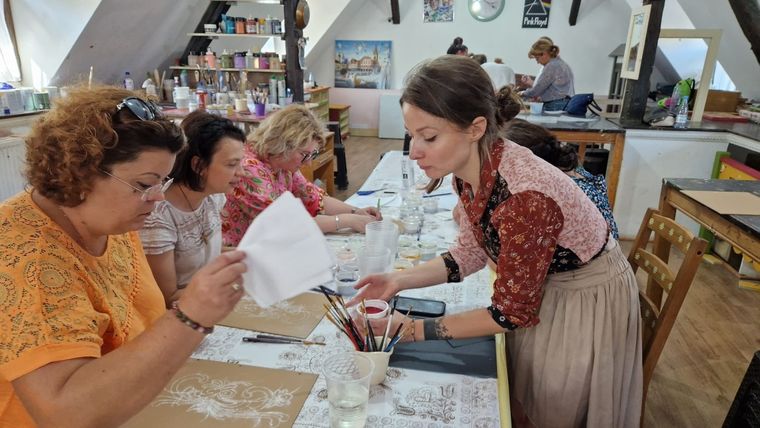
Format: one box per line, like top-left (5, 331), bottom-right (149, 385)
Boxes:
top-left (627, 208), bottom-right (708, 400)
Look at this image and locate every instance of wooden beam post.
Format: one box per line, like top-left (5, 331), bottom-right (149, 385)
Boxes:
top-left (728, 0), bottom-right (760, 66)
top-left (619, 0), bottom-right (665, 123)
top-left (569, 0), bottom-right (581, 26)
top-left (283, 0), bottom-right (305, 102)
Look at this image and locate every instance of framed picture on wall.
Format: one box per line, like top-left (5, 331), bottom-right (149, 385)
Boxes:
top-left (334, 40), bottom-right (392, 89)
top-left (424, 0), bottom-right (454, 23)
top-left (621, 4), bottom-right (652, 79)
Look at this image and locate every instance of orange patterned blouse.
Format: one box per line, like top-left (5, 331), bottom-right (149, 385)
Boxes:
top-left (0, 192), bottom-right (165, 427)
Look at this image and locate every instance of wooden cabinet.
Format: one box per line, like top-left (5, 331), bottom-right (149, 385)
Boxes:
top-left (305, 86), bottom-right (330, 123)
top-left (329, 103), bottom-right (350, 140)
top-left (299, 131), bottom-right (335, 196)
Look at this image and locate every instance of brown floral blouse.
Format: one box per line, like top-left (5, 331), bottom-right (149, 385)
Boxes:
top-left (442, 140), bottom-right (609, 330)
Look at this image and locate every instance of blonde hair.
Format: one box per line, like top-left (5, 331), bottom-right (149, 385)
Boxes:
top-left (248, 104), bottom-right (325, 157)
top-left (528, 37), bottom-right (560, 59)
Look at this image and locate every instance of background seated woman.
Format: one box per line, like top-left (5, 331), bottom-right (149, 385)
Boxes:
top-left (519, 37), bottom-right (575, 112)
top-left (222, 104), bottom-right (381, 247)
top-left (0, 87), bottom-right (247, 427)
top-left (140, 111), bottom-right (245, 305)
top-left (503, 118), bottom-right (619, 239)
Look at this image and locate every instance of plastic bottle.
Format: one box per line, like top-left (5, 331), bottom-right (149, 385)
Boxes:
top-left (235, 17), bottom-right (245, 34)
top-left (401, 133), bottom-right (415, 190)
top-left (259, 17), bottom-right (266, 34)
top-left (246, 15), bottom-right (256, 34)
top-left (179, 69), bottom-right (189, 88)
top-left (245, 50), bottom-right (254, 69)
top-left (205, 49), bottom-right (216, 68)
top-left (674, 96), bottom-right (689, 129)
top-left (123, 72), bottom-right (134, 90)
top-left (277, 77), bottom-right (286, 105)
top-left (269, 74), bottom-right (278, 104)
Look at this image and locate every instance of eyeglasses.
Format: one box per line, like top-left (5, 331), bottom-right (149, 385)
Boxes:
top-left (115, 97), bottom-right (161, 121)
top-left (100, 169), bottom-right (173, 201)
top-left (301, 149), bottom-right (320, 163)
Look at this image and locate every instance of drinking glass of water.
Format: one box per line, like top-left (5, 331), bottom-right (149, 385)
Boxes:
top-left (322, 353), bottom-right (374, 428)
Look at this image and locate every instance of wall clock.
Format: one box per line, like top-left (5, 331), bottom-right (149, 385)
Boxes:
top-left (468, 0), bottom-right (505, 22)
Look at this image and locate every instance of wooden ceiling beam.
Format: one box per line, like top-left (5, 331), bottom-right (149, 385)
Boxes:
top-left (728, 0), bottom-right (760, 66)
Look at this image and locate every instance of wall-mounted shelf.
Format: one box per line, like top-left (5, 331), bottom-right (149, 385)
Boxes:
top-left (187, 32), bottom-right (283, 39)
top-left (170, 66), bottom-right (284, 74)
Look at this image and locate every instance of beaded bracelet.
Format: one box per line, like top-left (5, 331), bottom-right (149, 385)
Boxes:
top-left (171, 301), bottom-right (214, 335)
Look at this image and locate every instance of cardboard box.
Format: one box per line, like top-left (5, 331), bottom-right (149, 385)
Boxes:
top-left (704, 90), bottom-right (741, 112)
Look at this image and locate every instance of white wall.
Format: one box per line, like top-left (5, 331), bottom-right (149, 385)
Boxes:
top-left (310, 0), bottom-right (630, 130)
top-left (10, 0), bottom-right (101, 88)
top-left (314, 0), bottom-right (631, 92)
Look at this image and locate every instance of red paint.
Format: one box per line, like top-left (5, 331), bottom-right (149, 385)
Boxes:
top-left (364, 306), bottom-right (384, 314)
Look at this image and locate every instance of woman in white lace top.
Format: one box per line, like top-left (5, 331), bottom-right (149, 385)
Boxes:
top-left (140, 111), bottom-right (245, 305)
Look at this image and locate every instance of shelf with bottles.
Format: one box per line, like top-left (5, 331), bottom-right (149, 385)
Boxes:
top-left (187, 32), bottom-right (283, 39)
top-left (170, 66), bottom-right (283, 74)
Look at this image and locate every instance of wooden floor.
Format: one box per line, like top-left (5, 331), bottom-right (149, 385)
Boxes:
top-left (340, 136), bottom-right (760, 427)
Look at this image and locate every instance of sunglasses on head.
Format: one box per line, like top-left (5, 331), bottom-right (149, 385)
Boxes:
top-left (115, 97), bottom-right (161, 121)
top-left (301, 149), bottom-right (320, 163)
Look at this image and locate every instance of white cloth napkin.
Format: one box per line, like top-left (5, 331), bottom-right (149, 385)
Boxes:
top-left (237, 191), bottom-right (334, 307)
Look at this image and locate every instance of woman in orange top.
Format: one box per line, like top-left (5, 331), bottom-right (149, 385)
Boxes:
top-left (0, 87), bottom-right (247, 427)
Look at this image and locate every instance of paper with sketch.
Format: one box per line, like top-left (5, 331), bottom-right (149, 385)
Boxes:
top-left (237, 191), bottom-right (334, 307)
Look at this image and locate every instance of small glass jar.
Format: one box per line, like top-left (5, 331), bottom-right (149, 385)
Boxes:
top-left (393, 258), bottom-right (415, 271)
top-left (399, 246), bottom-right (422, 265)
top-left (235, 17), bottom-right (246, 34)
top-left (187, 52), bottom-right (199, 67)
top-left (419, 241), bottom-right (437, 261)
top-left (259, 53), bottom-right (270, 70)
top-left (233, 52), bottom-right (246, 69)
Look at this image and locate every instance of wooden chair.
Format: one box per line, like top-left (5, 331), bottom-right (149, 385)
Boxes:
top-left (627, 208), bottom-right (708, 415)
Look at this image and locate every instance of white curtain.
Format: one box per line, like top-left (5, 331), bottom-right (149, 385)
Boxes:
top-left (0, 0), bottom-right (20, 82)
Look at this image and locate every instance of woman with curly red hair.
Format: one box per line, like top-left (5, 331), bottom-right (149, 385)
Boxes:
top-left (0, 86), bottom-right (247, 427)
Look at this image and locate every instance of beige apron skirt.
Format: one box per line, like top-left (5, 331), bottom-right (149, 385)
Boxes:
top-left (507, 240), bottom-right (643, 428)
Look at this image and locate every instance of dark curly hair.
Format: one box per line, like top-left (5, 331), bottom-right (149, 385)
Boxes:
top-left (172, 110), bottom-right (246, 191)
top-left (503, 119), bottom-right (578, 171)
top-left (496, 86), bottom-right (524, 124)
top-left (25, 85), bottom-right (185, 207)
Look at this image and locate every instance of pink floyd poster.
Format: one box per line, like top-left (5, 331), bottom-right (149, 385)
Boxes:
top-left (523, 0), bottom-right (551, 28)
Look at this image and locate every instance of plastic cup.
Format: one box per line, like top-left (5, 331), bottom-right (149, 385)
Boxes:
top-left (364, 221), bottom-right (399, 258)
top-left (322, 353), bottom-right (373, 428)
top-left (358, 247), bottom-right (391, 278)
top-left (529, 102), bottom-right (544, 115)
top-left (254, 102), bottom-right (265, 116)
top-left (359, 337), bottom-right (395, 385)
top-left (399, 246), bottom-right (422, 265)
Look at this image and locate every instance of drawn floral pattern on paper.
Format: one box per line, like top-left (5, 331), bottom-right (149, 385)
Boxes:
top-left (237, 297), bottom-right (313, 324)
top-left (153, 373), bottom-right (298, 426)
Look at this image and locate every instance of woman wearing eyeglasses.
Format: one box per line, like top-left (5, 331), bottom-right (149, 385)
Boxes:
top-left (140, 111), bottom-right (246, 305)
top-left (0, 86), bottom-right (247, 427)
top-left (222, 104), bottom-right (381, 247)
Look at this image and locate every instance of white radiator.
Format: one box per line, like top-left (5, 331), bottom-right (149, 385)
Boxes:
top-left (0, 137), bottom-right (26, 202)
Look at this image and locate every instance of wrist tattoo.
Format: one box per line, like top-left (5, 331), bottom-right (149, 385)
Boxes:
top-left (423, 317), bottom-right (452, 340)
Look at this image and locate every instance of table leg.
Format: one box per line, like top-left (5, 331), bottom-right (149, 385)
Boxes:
top-left (606, 133), bottom-right (625, 210)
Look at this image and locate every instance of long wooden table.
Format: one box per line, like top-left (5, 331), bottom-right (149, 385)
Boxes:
top-left (655, 178), bottom-right (760, 294)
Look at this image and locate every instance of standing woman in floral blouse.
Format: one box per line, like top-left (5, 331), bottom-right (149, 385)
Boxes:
top-left (222, 104), bottom-right (381, 247)
top-left (350, 56), bottom-right (642, 427)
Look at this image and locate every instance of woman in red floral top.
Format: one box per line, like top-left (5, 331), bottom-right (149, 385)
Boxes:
top-left (351, 56), bottom-right (642, 427)
top-left (221, 104), bottom-right (381, 246)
